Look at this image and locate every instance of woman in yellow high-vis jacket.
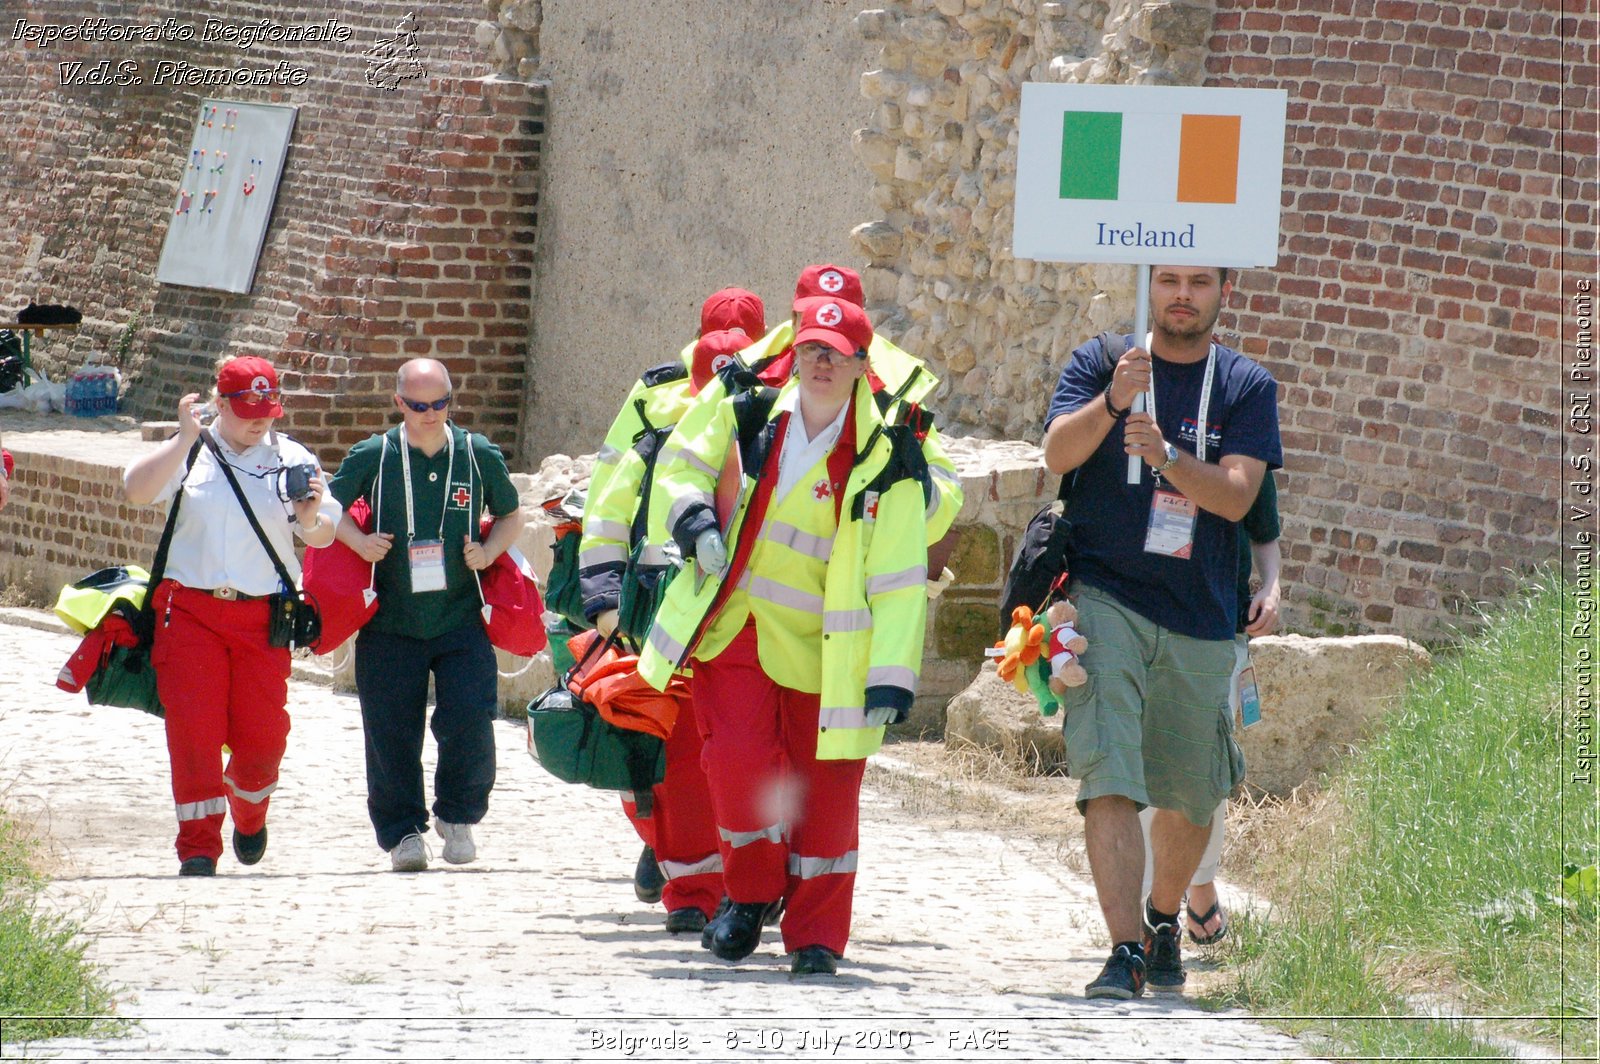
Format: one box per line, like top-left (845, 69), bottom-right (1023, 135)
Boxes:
top-left (639, 297), bottom-right (955, 976)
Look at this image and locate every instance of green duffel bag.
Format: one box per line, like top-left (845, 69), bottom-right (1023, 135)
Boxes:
top-left (614, 554), bottom-right (678, 646)
top-left (86, 641), bottom-right (165, 718)
top-left (525, 685), bottom-right (665, 811)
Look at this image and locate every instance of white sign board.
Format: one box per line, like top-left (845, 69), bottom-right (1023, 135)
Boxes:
top-left (1013, 84), bottom-right (1287, 268)
top-left (156, 100), bottom-right (297, 294)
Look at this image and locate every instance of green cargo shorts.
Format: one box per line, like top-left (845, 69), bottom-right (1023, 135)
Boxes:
top-left (1058, 583), bottom-right (1244, 825)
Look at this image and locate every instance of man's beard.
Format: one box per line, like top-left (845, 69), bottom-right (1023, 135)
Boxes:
top-left (1155, 303), bottom-right (1219, 342)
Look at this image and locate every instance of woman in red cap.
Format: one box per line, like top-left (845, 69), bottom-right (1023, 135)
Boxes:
top-left (123, 355), bottom-right (341, 877)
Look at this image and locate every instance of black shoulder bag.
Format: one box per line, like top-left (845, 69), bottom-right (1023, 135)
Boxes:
top-left (202, 430), bottom-right (323, 650)
top-left (997, 331), bottom-right (1131, 635)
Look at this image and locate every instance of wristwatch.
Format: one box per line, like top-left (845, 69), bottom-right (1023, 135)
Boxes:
top-left (1152, 442), bottom-right (1180, 476)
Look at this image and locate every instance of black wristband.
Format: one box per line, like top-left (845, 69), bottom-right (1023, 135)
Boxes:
top-left (1103, 385), bottom-right (1131, 420)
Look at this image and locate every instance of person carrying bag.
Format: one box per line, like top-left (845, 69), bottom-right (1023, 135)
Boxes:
top-left (120, 356), bottom-right (341, 878)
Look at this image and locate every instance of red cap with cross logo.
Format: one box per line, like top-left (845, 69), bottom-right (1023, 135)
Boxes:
top-left (793, 296), bottom-right (872, 358)
top-left (793, 264), bottom-right (864, 308)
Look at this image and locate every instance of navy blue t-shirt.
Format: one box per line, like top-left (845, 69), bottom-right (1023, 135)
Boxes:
top-left (1044, 335), bottom-right (1282, 641)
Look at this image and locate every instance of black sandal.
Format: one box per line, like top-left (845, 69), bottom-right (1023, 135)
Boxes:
top-left (1187, 898), bottom-right (1228, 945)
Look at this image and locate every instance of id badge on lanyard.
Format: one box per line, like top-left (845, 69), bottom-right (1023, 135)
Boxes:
top-left (400, 425), bottom-right (455, 595)
top-left (1237, 648), bottom-right (1263, 728)
top-left (408, 539), bottom-right (447, 593)
top-left (1142, 340), bottom-right (1216, 559)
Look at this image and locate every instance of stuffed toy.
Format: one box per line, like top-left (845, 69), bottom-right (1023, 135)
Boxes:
top-left (992, 604), bottom-right (1046, 695)
top-left (1045, 598), bottom-right (1088, 694)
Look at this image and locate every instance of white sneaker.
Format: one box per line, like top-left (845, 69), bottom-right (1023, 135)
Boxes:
top-left (389, 832), bottom-right (430, 872)
top-left (436, 820), bottom-right (476, 864)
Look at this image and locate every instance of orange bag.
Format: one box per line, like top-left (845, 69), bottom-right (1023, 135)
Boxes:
top-left (564, 630), bottom-right (686, 740)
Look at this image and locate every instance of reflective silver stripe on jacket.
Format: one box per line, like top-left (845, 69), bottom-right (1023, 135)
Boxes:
top-left (648, 623), bottom-right (689, 665)
top-left (866, 664), bottom-right (918, 691)
top-left (596, 444), bottom-right (623, 464)
top-left (678, 448), bottom-right (720, 480)
top-left (929, 464), bottom-right (959, 518)
top-left (175, 797), bottom-right (228, 822)
top-left (638, 543), bottom-right (670, 566)
top-left (746, 575), bottom-right (824, 616)
top-left (719, 823), bottom-right (784, 848)
top-left (765, 520), bottom-right (834, 562)
top-left (668, 491), bottom-right (715, 534)
top-left (578, 543), bottom-right (628, 567)
top-left (223, 776), bottom-right (278, 805)
top-left (661, 853), bottom-right (725, 879)
top-left (584, 518), bottom-right (631, 543)
top-left (818, 705), bottom-right (871, 730)
top-left (823, 608), bottom-right (873, 632)
top-left (866, 564), bottom-right (927, 596)
top-left (788, 851), bottom-right (859, 879)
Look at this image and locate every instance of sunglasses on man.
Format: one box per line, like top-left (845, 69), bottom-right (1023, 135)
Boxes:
top-left (398, 394), bottom-right (452, 413)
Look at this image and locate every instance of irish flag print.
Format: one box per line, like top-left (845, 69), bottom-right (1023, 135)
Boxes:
top-left (1059, 111), bottom-right (1242, 204)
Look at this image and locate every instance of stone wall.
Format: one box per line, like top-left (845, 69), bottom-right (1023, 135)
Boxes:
top-left (516, 1), bottom-right (879, 465)
top-left (0, 2), bottom-right (538, 456)
top-left (849, 0), bottom-right (1593, 640)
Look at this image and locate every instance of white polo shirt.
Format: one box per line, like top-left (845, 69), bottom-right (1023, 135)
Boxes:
top-left (148, 432), bottom-right (342, 596)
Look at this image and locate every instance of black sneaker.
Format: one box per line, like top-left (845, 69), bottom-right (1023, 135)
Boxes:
top-left (633, 845), bottom-right (664, 904)
top-left (232, 826), bottom-right (268, 866)
top-left (701, 896), bottom-right (731, 950)
top-left (1085, 943), bottom-right (1146, 1000)
top-left (178, 856), bottom-right (216, 877)
top-left (790, 945), bottom-right (839, 977)
top-left (1143, 902), bottom-right (1186, 992)
top-left (664, 907), bottom-right (708, 935)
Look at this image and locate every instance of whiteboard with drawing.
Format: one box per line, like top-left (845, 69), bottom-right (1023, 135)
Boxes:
top-left (156, 100), bottom-right (297, 294)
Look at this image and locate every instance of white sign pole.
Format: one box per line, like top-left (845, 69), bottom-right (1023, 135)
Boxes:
top-left (1127, 265), bottom-right (1150, 485)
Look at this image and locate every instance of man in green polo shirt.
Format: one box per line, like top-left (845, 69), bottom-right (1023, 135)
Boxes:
top-left (328, 358), bottom-right (525, 872)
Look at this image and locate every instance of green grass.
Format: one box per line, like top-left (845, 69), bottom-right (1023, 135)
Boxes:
top-left (1213, 574), bottom-right (1597, 1061)
top-left (0, 811), bottom-right (116, 1044)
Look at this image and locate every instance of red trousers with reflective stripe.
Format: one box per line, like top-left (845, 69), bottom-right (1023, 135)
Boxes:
top-left (151, 582), bottom-right (291, 863)
top-left (620, 691), bottom-right (723, 918)
top-left (691, 622), bottom-right (865, 956)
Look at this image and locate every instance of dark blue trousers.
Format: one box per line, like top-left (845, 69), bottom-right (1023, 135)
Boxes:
top-left (354, 623), bottom-right (498, 851)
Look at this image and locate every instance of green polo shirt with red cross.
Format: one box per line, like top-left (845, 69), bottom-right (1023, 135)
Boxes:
top-left (329, 424), bottom-right (521, 640)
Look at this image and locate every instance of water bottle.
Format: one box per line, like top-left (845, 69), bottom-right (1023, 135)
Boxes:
top-left (65, 368), bottom-right (90, 416)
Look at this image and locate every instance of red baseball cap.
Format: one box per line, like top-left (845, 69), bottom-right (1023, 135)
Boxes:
top-left (216, 356), bottom-right (283, 418)
top-left (700, 288), bottom-right (766, 340)
top-left (691, 329), bottom-right (750, 393)
top-left (793, 297), bottom-right (872, 357)
top-left (794, 264), bottom-right (864, 308)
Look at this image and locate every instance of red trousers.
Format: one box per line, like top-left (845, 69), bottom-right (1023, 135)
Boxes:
top-left (620, 691), bottom-right (723, 918)
top-left (151, 582), bottom-right (291, 862)
top-left (691, 622), bottom-right (865, 956)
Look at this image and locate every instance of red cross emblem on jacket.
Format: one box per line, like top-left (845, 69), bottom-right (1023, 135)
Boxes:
top-left (450, 486), bottom-right (471, 508)
top-left (812, 479), bottom-right (833, 501)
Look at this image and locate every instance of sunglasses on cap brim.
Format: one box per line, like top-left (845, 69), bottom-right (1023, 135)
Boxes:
top-left (221, 388), bottom-right (282, 404)
top-left (398, 394), bottom-right (452, 413)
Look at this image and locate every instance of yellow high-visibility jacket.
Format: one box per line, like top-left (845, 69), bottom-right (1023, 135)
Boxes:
top-left (638, 374), bottom-right (937, 760)
top-left (578, 370), bottom-right (690, 623)
top-left (670, 321), bottom-right (964, 547)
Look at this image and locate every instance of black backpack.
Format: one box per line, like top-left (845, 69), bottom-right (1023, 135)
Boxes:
top-left (997, 331), bottom-right (1130, 635)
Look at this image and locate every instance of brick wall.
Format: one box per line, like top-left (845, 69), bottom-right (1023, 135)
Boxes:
top-left (0, 3), bottom-right (538, 458)
top-left (1203, 0), bottom-right (1596, 639)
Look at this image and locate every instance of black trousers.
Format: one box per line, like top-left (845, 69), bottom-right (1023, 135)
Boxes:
top-left (354, 623), bottom-right (498, 851)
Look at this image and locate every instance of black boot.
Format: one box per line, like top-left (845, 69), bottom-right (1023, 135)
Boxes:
top-left (701, 896), bottom-right (731, 950)
top-left (790, 945), bottom-right (839, 976)
top-left (233, 826), bottom-right (268, 866)
top-left (665, 907), bottom-right (708, 934)
top-left (633, 845), bottom-right (664, 903)
top-left (709, 900), bottom-right (779, 962)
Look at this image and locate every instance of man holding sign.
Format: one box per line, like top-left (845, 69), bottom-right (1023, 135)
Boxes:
top-left (1041, 264), bottom-right (1281, 998)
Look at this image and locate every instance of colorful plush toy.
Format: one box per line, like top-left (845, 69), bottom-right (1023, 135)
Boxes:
top-left (1046, 598), bottom-right (1088, 694)
top-left (993, 604), bottom-right (1046, 695)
